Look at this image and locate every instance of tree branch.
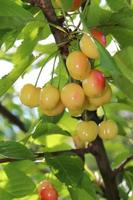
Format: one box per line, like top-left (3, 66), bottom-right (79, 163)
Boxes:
top-left (37, 0), bottom-right (69, 57)
top-left (91, 138), bottom-right (120, 200)
top-left (113, 154), bottom-right (133, 175)
top-left (0, 103), bottom-right (27, 132)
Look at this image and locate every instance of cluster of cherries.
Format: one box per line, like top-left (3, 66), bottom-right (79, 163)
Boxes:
top-left (20, 31), bottom-right (109, 116)
top-left (19, 30), bottom-right (118, 144)
top-left (73, 120), bottom-right (118, 148)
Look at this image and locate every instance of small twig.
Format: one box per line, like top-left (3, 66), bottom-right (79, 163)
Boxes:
top-left (113, 154), bottom-right (133, 175)
top-left (0, 158), bottom-right (19, 164)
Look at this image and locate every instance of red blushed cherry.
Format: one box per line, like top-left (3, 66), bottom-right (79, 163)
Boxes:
top-left (91, 28), bottom-right (106, 47)
top-left (82, 70), bottom-right (106, 98)
top-left (71, 0), bottom-right (82, 11)
top-left (38, 181), bottom-right (58, 200)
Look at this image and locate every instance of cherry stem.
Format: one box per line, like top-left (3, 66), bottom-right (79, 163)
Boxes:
top-left (50, 53), bottom-right (58, 85)
top-left (35, 50), bottom-right (58, 87)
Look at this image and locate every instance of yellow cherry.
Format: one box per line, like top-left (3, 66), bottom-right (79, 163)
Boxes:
top-left (40, 84), bottom-right (60, 110)
top-left (82, 70), bottom-right (106, 98)
top-left (98, 120), bottom-right (118, 140)
top-left (80, 33), bottom-right (99, 59)
top-left (61, 83), bottom-right (85, 110)
top-left (66, 51), bottom-right (91, 80)
top-left (76, 121), bottom-right (98, 143)
top-left (41, 101), bottom-right (65, 116)
top-left (20, 84), bottom-right (41, 108)
top-left (89, 84), bottom-right (112, 107)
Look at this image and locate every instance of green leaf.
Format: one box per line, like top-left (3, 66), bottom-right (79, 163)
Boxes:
top-left (110, 7), bottom-right (133, 29)
top-left (0, 24), bottom-right (42, 97)
top-left (119, 186), bottom-right (128, 200)
top-left (0, 0), bottom-right (33, 30)
top-left (4, 164), bottom-right (36, 198)
top-left (69, 187), bottom-right (96, 200)
top-left (58, 112), bottom-right (78, 134)
top-left (0, 188), bottom-right (13, 200)
top-left (114, 47), bottom-right (133, 84)
top-left (103, 26), bottom-right (133, 48)
top-left (0, 141), bottom-right (34, 160)
top-left (82, 1), bottom-right (111, 28)
top-left (124, 167), bottom-right (133, 189)
top-left (45, 154), bottom-right (84, 187)
top-left (0, 29), bottom-right (19, 50)
top-left (104, 103), bottom-right (133, 135)
top-left (36, 43), bottom-right (57, 54)
top-left (106, 0), bottom-right (128, 11)
top-left (32, 120), bottom-right (70, 139)
top-left (56, 0), bottom-right (73, 11)
top-left (79, 172), bottom-right (97, 199)
top-left (96, 41), bottom-right (133, 100)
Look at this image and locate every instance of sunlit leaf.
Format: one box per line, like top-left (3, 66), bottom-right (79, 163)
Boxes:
top-left (32, 120), bottom-right (70, 138)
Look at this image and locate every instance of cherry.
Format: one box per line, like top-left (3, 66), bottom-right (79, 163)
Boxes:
top-left (55, 0), bottom-right (82, 11)
top-left (40, 84), bottom-right (60, 110)
top-left (75, 121), bottom-right (98, 143)
top-left (88, 84), bottom-right (112, 107)
top-left (68, 106), bottom-right (84, 117)
top-left (19, 84), bottom-right (41, 108)
top-left (80, 33), bottom-right (99, 59)
top-left (38, 180), bottom-right (58, 200)
top-left (71, 0), bottom-right (82, 11)
top-left (91, 28), bottom-right (106, 47)
top-left (85, 100), bottom-right (98, 111)
top-left (82, 70), bottom-right (106, 98)
top-left (66, 51), bottom-right (91, 80)
top-left (61, 83), bottom-right (85, 110)
top-left (98, 120), bottom-right (118, 140)
top-left (41, 101), bottom-right (64, 116)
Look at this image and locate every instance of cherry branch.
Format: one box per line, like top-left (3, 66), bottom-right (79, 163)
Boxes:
top-left (0, 103), bottom-right (27, 132)
top-left (113, 154), bottom-right (133, 175)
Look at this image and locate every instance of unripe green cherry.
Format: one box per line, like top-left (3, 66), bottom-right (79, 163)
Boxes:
top-left (76, 121), bottom-right (98, 143)
top-left (80, 33), bottom-right (99, 59)
top-left (98, 120), bottom-right (118, 140)
top-left (19, 84), bottom-right (41, 108)
top-left (66, 51), bottom-right (91, 80)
